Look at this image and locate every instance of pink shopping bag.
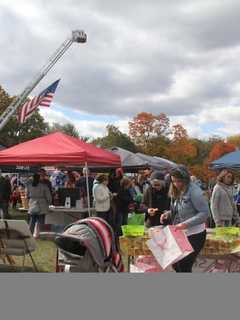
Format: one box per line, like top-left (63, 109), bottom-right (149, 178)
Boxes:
top-left (130, 256), bottom-right (173, 273)
top-left (132, 255), bottom-right (164, 273)
top-left (146, 225), bottom-right (193, 270)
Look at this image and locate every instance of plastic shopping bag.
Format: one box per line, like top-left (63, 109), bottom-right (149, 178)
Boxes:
top-left (121, 213), bottom-right (145, 236)
top-left (128, 213), bottom-right (145, 225)
top-left (146, 225), bottom-right (193, 270)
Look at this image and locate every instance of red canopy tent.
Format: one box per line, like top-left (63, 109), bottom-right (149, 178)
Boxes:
top-left (0, 132), bottom-right (121, 214)
top-left (0, 132), bottom-right (121, 167)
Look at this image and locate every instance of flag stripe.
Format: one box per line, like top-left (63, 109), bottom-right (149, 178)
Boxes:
top-left (18, 79), bottom-right (60, 123)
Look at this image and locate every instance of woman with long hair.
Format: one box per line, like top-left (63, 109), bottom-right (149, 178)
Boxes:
top-left (160, 166), bottom-right (209, 272)
top-left (115, 177), bottom-right (134, 236)
top-left (64, 171), bottom-right (76, 188)
top-left (27, 173), bottom-right (52, 234)
top-left (210, 169), bottom-right (240, 227)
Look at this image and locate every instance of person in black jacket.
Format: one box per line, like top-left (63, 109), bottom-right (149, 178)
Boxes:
top-left (108, 168), bottom-right (124, 194)
top-left (108, 168), bottom-right (124, 229)
top-left (0, 171), bottom-right (12, 219)
top-left (142, 171), bottom-right (170, 227)
top-left (38, 168), bottom-right (53, 195)
top-left (75, 168), bottom-right (94, 207)
top-left (115, 177), bottom-right (134, 236)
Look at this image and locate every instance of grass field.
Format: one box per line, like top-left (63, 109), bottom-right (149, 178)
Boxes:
top-left (0, 208), bottom-right (57, 272)
top-left (1, 207), bottom-right (128, 272)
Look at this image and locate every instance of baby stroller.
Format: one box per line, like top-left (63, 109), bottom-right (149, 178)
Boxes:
top-left (55, 217), bottom-right (124, 272)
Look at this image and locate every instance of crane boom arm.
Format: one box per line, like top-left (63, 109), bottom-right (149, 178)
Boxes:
top-left (0, 30), bottom-right (87, 131)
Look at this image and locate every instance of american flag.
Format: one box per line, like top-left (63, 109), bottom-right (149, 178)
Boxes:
top-left (18, 79), bottom-right (60, 124)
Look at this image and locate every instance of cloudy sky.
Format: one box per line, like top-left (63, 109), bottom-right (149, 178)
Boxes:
top-left (1, 0), bottom-right (240, 139)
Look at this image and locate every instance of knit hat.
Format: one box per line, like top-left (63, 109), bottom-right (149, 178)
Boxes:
top-left (170, 165), bottom-right (190, 183)
top-left (150, 171), bottom-right (165, 181)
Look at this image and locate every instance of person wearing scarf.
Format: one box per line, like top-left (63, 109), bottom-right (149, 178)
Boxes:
top-left (210, 169), bottom-right (240, 227)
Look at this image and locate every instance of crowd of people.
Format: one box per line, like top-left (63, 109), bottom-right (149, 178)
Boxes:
top-left (1, 165), bottom-right (240, 272)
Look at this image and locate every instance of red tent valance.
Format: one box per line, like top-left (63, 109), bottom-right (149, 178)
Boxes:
top-left (0, 132), bottom-right (121, 167)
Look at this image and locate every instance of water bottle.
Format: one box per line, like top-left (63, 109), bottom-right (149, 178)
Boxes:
top-left (65, 197), bottom-right (71, 208)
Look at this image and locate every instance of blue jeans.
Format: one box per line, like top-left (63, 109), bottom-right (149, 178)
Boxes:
top-left (29, 214), bottom-right (45, 234)
top-left (0, 201), bottom-right (11, 219)
top-left (221, 220), bottom-right (232, 227)
top-left (115, 210), bottom-right (129, 237)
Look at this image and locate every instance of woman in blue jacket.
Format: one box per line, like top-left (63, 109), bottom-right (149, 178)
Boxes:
top-left (161, 166), bottom-right (210, 272)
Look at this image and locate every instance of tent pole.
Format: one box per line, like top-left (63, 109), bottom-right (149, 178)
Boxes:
top-left (85, 162), bottom-right (91, 216)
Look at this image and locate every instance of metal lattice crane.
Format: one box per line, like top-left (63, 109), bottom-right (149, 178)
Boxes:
top-left (0, 30), bottom-right (87, 131)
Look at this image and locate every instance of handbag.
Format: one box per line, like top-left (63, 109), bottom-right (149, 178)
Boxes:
top-left (29, 200), bottom-right (40, 214)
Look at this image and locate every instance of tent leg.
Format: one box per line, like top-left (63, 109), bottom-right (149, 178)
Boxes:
top-left (85, 162), bottom-right (91, 217)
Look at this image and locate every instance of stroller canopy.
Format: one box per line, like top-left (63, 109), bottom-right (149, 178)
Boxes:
top-left (55, 217), bottom-right (123, 272)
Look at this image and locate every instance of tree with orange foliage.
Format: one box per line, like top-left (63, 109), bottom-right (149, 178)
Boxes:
top-left (207, 141), bottom-right (236, 163)
top-left (128, 112), bottom-right (170, 148)
top-left (189, 164), bottom-right (207, 182)
top-left (205, 141), bottom-right (236, 179)
top-left (166, 124), bottom-right (197, 165)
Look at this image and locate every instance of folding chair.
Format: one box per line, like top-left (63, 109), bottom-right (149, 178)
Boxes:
top-left (0, 220), bottom-right (38, 272)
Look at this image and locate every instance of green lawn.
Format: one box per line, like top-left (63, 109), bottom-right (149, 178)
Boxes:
top-left (0, 240), bottom-right (57, 272)
top-left (0, 208), bottom-right (57, 272)
top-left (1, 207), bottom-right (128, 273)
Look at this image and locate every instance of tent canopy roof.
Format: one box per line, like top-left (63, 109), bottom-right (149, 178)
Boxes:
top-left (110, 147), bottom-right (177, 171)
top-left (136, 153), bottom-right (177, 171)
top-left (210, 150), bottom-right (240, 170)
top-left (110, 147), bottom-right (148, 168)
top-left (0, 132), bottom-right (121, 167)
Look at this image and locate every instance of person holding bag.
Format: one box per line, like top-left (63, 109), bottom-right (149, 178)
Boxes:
top-left (160, 166), bottom-right (210, 272)
top-left (27, 173), bottom-right (52, 234)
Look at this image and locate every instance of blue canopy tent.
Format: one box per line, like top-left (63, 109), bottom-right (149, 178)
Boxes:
top-left (210, 150), bottom-right (240, 170)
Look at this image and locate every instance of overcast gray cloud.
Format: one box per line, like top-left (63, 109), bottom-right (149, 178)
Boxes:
top-left (1, 0), bottom-right (240, 138)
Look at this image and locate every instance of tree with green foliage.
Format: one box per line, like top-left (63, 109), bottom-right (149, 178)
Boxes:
top-left (143, 135), bottom-right (170, 158)
top-left (92, 125), bottom-right (138, 152)
top-left (227, 134), bottom-right (240, 149)
top-left (48, 122), bottom-right (80, 138)
top-left (0, 85), bottom-right (13, 115)
top-left (0, 85), bottom-right (49, 147)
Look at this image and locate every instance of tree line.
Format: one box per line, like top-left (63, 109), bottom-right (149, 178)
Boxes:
top-left (1, 84), bottom-right (239, 182)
